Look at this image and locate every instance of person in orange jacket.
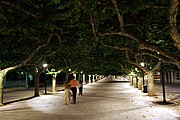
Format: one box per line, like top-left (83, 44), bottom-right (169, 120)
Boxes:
top-left (70, 76), bottom-right (79, 104)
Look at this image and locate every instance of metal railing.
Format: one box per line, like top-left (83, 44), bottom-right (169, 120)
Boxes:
top-left (3, 80), bottom-right (26, 88)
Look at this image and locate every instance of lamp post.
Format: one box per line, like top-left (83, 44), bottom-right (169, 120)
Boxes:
top-left (140, 62), bottom-right (147, 93)
top-left (43, 63), bottom-right (48, 94)
top-left (68, 69), bottom-right (71, 80)
top-left (158, 52), bottom-right (167, 103)
top-left (134, 68), bottom-right (138, 88)
top-left (140, 62), bottom-right (145, 86)
top-left (81, 71), bottom-right (83, 80)
top-left (80, 71), bottom-right (83, 82)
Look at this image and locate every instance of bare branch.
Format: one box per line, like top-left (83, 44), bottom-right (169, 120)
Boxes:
top-left (139, 42), bottom-right (180, 63)
top-left (55, 33), bottom-right (62, 46)
top-left (151, 61), bottom-right (161, 73)
top-left (2, 34), bottom-right (53, 73)
top-left (100, 32), bottom-right (140, 43)
top-left (62, 53), bottom-right (70, 67)
top-left (145, 5), bottom-right (167, 9)
top-left (125, 49), bottom-right (130, 62)
top-left (90, 14), bottom-right (99, 40)
top-left (112, 0), bottom-right (124, 31)
top-left (99, 40), bottom-right (127, 50)
top-left (1, 1), bottom-right (37, 18)
top-left (118, 63), bottom-right (131, 74)
top-left (22, 34), bottom-right (53, 65)
top-left (0, 6), bottom-right (8, 23)
top-left (139, 50), bottom-right (180, 68)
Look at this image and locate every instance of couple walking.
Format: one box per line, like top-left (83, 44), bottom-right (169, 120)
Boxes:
top-left (64, 76), bottom-right (83, 104)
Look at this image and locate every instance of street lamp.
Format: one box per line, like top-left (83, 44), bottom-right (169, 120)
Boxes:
top-left (43, 63), bottom-right (48, 68)
top-left (43, 63), bottom-right (48, 94)
top-left (140, 62), bottom-right (145, 67)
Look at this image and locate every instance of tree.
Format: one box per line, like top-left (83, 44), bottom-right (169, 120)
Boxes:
top-left (0, 0), bottom-right (85, 100)
top-left (0, 0), bottom-right (64, 104)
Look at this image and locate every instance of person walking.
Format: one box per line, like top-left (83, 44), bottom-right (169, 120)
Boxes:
top-left (78, 80), bottom-right (83, 96)
top-left (70, 76), bottom-right (79, 104)
top-left (64, 81), bottom-right (71, 105)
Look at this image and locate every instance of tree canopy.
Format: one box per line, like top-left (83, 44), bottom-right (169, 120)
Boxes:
top-left (0, 0), bottom-right (180, 75)
top-left (77, 0), bottom-right (180, 72)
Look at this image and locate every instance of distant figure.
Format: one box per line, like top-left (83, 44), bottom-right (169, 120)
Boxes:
top-left (64, 82), bottom-right (71, 105)
top-left (78, 80), bottom-right (83, 96)
top-left (70, 76), bottom-right (79, 104)
top-left (109, 75), bottom-right (112, 80)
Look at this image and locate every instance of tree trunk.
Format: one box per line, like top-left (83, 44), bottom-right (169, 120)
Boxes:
top-left (147, 72), bottom-right (156, 96)
top-left (65, 70), bottom-right (69, 82)
top-left (34, 73), bottom-right (40, 97)
top-left (130, 76), bottom-right (133, 86)
top-left (89, 75), bottom-right (91, 83)
top-left (52, 75), bottom-right (56, 94)
top-left (0, 72), bottom-right (4, 106)
top-left (0, 71), bottom-right (7, 106)
top-left (133, 77), bottom-right (137, 88)
top-left (138, 77), bottom-right (143, 90)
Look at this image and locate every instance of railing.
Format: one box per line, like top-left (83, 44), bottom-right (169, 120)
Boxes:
top-left (3, 80), bottom-right (26, 88)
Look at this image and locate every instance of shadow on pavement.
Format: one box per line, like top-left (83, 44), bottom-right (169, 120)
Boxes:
top-left (57, 89), bottom-right (65, 92)
top-left (154, 101), bottom-right (175, 105)
top-left (172, 95), bottom-right (180, 100)
top-left (3, 96), bottom-right (35, 105)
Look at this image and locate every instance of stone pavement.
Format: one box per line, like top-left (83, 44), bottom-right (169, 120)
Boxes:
top-left (153, 81), bottom-right (180, 105)
top-left (0, 77), bottom-right (180, 120)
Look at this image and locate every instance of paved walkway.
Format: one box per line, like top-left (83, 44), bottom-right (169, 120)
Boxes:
top-left (0, 77), bottom-right (180, 120)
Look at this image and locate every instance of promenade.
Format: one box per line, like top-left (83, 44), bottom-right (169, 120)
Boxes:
top-left (0, 77), bottom-right (180, 120)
